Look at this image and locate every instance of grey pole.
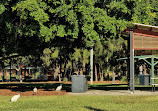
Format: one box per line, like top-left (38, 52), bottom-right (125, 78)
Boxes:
top-left (90, 45), bottom-right (93, 85)
top-left (130, 28), bottom-right (135, 94)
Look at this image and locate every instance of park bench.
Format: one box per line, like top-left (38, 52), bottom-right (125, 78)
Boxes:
top-left (151, 78), bottom-right (158, 92)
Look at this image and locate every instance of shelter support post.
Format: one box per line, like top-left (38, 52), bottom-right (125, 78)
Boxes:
top-left (151, 57), bottom-right (154, 84)
top-left (130, 28), bottom-right (134, 94)
top-left (127, 57), bottom-right (130, 90)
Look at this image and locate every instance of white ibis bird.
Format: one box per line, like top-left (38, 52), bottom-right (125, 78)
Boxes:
top-left (10, 92), bottom-right (20, 102)
top-left (56, 84), bottom-right (62, 91)
top-left (33, 87), bottom-right (37, 95)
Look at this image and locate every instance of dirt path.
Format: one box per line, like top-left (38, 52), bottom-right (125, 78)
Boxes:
top-left (68, 90), bottom-right (158, 96)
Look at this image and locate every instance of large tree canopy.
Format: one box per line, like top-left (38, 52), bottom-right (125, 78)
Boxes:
top-left (1, 0), bottom-right (158, 81)
top-left (11, 0), bottom-right (129, 46)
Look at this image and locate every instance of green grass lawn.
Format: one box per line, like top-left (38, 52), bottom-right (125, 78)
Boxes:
top-left (1, 95), bottom-right (158, 111)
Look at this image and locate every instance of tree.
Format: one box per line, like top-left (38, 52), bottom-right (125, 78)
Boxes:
top-left (94, 42), bottom-right (105, 81)
top-left (132, 0), bottom-right (156, 25)
top-left (2, 0), bottom-right (158, 82)
top-left (41, 48), bottom-right (52, 72)
top-left (81, 49), bottom-right (90, 75)
top-left (51, 48), bottom-right (60, 81)
top-left (72, 48), bottom-right (82, 75)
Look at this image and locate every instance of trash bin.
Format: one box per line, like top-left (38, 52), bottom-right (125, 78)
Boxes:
top-left (138, 74), bottom-right (150, 85)
top-left (71, 75), bottom-right (88, 93)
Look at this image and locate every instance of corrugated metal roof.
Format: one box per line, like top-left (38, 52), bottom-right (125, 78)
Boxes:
top-left (133, 23), bottom-right (158, 29)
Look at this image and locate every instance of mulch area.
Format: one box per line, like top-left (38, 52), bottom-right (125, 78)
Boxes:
top-left (0, 81), bottom-right (125, 96)
top-left (0, 80), bottom-right (125, 85)
top-left (0, 89), bottom-right (68, 96)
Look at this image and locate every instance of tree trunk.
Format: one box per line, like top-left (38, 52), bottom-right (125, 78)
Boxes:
top-left (112, 67), bottom-right (115, 84)
top-left (58, 72), bottom-right (61, 82)
top-left (98, 64), bottom-right (101, 81)
top-left (12, 64), bottom-right (22, 82)
top-left (19, 70), bottom-right (22, 82)
top-left (69, 69), bottom-right (72, 81)
top-left (95, 64), bottom-right (98, 81)
top-left (82, 62), bottom-right (86, 75)
top-left (100, 64), bottom-right (103, 81)
top-left (118, 64), bottom-right (121, 77)
top-left (57, 64), bottom-right (61, 82)
top-left (54, 62), bottom-right (59, 79)
top-left (59, 63), bottom-right (61, 82)
top-left (59, 57), bottom-right (62, 81)
top-left (80, 69), bottom-right (83, 75)
top-left (77, 69), bottom-right (80, 75)
top-left (124, 60), bottom-right (128, 76)
top-left (106, 56), bottom-right (109, 77)
top-left (64, 61), bottom-right (66, 78)
top-left (72, 60), bottom-right (74, 74)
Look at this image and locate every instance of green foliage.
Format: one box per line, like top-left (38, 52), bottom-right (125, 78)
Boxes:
top-left (82, 49), bottom-right (90, 64)
top-left (51, 48), bottom-right (59, 59)
top-left (132, 0), bottom-right (156, 25)
top-left (32, 72), bottom-right (40, 79)
top-left (3, 53), bottom-right (31, 69)
top-left (0, 4), bottom-right (5, 15)
top-left (94, 41), bottom-right (105, 64)
top-left (72, 48), bottom-right (82, 61)
top-left (12, 0), bottom-right (49, 24)
top-left (40, 25), bottom-right (53, 42)
top-left (11, 0), bottom-right (130, 47)
top-left (121, 76), bottom-right (128, 83)
top-left (135, 75), bottom-right (139, 85)
top-left (41, 48), bottom-right (52, 68)
top-left (63, 77), bottom-right (68, 82)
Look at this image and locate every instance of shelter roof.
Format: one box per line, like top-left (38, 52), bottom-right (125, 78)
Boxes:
top-left (133, 23), bottom-right (158, 29)
top-left (123, 23), bottom-right (158, 51)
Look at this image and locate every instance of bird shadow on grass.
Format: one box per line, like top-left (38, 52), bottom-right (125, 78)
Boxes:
top-left (84, 106), bottom-right (106, 111)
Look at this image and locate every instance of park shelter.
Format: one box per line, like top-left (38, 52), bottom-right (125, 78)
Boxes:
top-left (0, 55), bottom-right (43, 81)
top-left (118, 55), bottom-right (158, 84)
top-left (0, 65), bottom-right (41, 81)
top-left (124, 23), bottom-right (158, 94)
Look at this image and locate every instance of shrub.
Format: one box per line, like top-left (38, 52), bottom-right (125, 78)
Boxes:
top-left (134, 75), bottom-right (139, 85)
top-left (63, 77), bottom-right (68, 82)
top-left (121, 76), bottom-right (128, 83)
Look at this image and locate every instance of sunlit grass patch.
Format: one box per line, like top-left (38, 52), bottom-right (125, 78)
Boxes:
top-left (1, 95), bottom-right (158, 111)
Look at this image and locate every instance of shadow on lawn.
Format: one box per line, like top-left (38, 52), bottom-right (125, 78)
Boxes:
top-left (88, 84), bottom-right (129, 91)
top-left (85, 106), bottom-right (106, 111)
top-left (1, 83), bottom-right (62, 92)
top-left (88, 84), bottom-right (153, 91)
top-left (0, 82), bottom-right (153, 92)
